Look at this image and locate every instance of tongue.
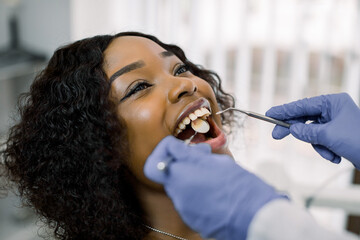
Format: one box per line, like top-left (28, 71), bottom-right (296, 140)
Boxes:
top-left (176, 127), bottom-right (207, 143)
top-left (190, 133), bottom-right (207, 143)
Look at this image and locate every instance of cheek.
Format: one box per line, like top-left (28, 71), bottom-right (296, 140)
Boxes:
top-left (135, 107), bottom-right (152, 121)
top-left (119, 102), bottom-right (167, 182)
top-left (196, 78), bottom-right (217, 97)
top-left (126, 102), bottom-right (165, 136)
top-left (196, 77), bottom-right (224, 127)
top-left (196, 78), bottom-right (220, 110)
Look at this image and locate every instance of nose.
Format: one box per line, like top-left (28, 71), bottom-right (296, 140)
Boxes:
top-left (167, 77), bottom-right (197, 103)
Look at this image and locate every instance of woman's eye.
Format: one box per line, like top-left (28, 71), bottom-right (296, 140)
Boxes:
top-left (175, 64), bottom-right (189, 76)
top-left (121, 82), bottom-right (152, 102)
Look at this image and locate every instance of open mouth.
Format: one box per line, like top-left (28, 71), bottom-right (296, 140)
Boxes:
top-left (173, 99), bottom-right (227, 150)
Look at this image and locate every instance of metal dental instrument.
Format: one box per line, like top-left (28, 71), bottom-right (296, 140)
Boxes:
top-left (184, 131), bottom-right (198, 144)
top-left (216, 107), bottom-right (291, 128)
top-left (157, 132), bottom-right (198, 171)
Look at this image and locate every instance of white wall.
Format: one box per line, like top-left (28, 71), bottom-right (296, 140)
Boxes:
top-left (0, 1), bottom-right (10, 49)
top-left (19, 0), bottom-right (71, 58)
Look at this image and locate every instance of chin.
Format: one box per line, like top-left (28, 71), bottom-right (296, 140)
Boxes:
top-left (213, 145), bottom-right (233, 157)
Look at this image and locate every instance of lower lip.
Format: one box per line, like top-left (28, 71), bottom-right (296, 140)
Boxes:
top-left (202, 118), bottom-right (227, 152)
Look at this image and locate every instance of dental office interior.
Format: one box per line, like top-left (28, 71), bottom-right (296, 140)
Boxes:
top-left (0, 0), bottom-right (360, 239)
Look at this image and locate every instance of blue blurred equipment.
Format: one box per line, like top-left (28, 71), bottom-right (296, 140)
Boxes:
top-left (144, 136), bottom-right (286, 240)
top-left (266, 93), bottom-right (360, 169)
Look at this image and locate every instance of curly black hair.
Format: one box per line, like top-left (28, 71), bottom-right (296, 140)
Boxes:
top-left (1, 32), bottom-right (235, 240)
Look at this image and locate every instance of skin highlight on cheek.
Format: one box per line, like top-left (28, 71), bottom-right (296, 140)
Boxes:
top-left (136, 106), bottom-right (154, 122)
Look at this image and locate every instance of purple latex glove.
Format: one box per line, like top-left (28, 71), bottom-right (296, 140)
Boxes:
top-left (266, 93), bottom-right (360, 169)
top-left (144, 136), bottom-right (285, 240)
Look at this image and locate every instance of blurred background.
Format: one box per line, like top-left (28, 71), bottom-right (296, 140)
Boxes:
top-left (0, 0), bottom-right (359, 239)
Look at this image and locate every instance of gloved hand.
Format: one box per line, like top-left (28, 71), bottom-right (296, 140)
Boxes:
top-left (144, 136), bottom-right (286, 240)
top-left (266, 93), bottom-right (360, 169)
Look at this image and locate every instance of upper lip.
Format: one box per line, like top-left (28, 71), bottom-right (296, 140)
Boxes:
top-left (173, 98), bottom-right (211, 134)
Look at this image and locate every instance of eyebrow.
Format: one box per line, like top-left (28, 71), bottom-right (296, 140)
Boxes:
top-left (108, 51), bottom-right (175, 84)
top-left (160, 51), bottom-right (174, 57)
top-left (109, 60), bottom-right (145, 84)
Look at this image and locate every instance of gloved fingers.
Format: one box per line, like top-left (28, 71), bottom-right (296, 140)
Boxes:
top-left (170, 142), bottom-right (212, 157)
top-left (195, 142), bottom-right (212, 152)
top-left (154, 135), bottom-right (212, 159)
top-left (166, 139), bottom-right (212, 160)
top-left (266, 95), bottom-right (326, 120)
top-left (290, 123), bottom-right (342, 164)
top-left (312, 144), bottom-right (341, 164)
top-left (143, 136), bottom-right (182, 184)
top-left (144, 156), bottom-right (172, 184)
top-left (143, 158), bottom-right (169, 184)
top-left (271, 125), bottom-right (290, 139)
top-left (271, 118), bottom-right (307, 139)
top-left (290, 122), bottom-right (323, 145)
top-left (144, 136), bottom-right (212, 183)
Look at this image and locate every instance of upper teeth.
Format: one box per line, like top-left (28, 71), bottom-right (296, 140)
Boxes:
top-left (191, 118), bottom-right (210, 133)
top-left (175, 107), bottom-right (211, 135)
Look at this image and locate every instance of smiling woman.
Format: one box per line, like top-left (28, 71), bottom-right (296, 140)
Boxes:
top-left (0, 32), bottom-right (235, 240)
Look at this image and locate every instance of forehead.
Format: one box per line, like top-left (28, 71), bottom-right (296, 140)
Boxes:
top-left (103, 36), bottom-right (167, 74)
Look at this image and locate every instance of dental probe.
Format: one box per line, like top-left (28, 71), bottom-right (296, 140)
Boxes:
top-left (216, 107), bottom-right (291, 128)
top-left (157, 132), bottom-right (197, 171)
top-left (184, 131), bottom-right (198, 144)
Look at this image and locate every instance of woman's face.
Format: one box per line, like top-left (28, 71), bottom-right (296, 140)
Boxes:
top-left (104, 36), bottom-right (231, 186)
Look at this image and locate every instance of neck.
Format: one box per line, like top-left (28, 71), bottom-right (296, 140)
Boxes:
top-left (135, 183), bottom-right (203, 240)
